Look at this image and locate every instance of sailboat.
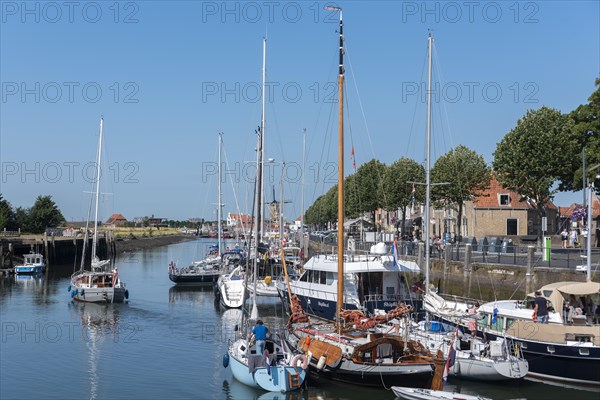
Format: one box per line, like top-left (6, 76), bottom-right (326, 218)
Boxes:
top-left (169, 133), bottom-right (235, 285)
top-left (69, 118), bottom-right (128, 303)
top-left (284, 8), bottom-right (435, 388)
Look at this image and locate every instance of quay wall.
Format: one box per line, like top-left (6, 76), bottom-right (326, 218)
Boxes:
top-left (308, 240), bottom-right (595, 302)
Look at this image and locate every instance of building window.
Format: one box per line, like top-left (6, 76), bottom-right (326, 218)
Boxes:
top-left (499, 194), bottom-right (510, 206)
top-left (507, 219), bottom-right (518, 235)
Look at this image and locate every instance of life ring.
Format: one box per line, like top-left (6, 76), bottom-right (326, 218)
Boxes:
top-left (290, 354), bottom-right (309, 369)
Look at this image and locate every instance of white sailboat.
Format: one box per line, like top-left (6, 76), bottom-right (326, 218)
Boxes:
top-left (69, 118), bottom-right (128, 303)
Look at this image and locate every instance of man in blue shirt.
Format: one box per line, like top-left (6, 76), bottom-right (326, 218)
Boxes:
top-left (252, 320), bottom-right (269, 355)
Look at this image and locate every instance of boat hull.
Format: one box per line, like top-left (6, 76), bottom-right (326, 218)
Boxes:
top-left (254, 366), bottom-right (306, 392)
top-left (434, 319), bottom-right (600, 386)
top-left (229, 352), bottom-right (260, 388)
top-left (15, 266), bottom-right (45, 275)
top-left (72, 287), bottom-right (126, 303)
top-left (169, 272), bottom-right (219, 285)
top-left (218, 277), bottom-right (245, 308)
top-left (309, 358), bottom-right (434, 388)
top-left (391, 386), bottom-right (491, 400)
top-left (449, 357), bottom-right (528, 381)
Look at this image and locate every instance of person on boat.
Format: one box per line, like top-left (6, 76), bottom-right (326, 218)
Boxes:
top-left (251, 320), bottom-right (269, 355)
top-left (533, 290), bottom-right (549, 323)
top-left (468, 302), bottom-right (479, 336)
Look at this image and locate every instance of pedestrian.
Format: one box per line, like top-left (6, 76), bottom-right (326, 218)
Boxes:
top-left (251, 319), bottom-right (269, 355)
top-left (561, 229), bottom-right (569, 248)
top-left (533, 291), bottom-right (549, 323)
top-left (570, 229), bottom-right (578, 248)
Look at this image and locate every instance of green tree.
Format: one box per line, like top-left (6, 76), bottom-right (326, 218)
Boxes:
top-left (559, 78), bottom-right (600, 192)
top-left (383, 158), bottom-right (425, 237)
top-left (27, 195), bottom-right (66, 234)
top-left (0, 194), bottom-right (17, 231)
top-left (493, 106), bottom-right (577, 242)
top-left (431, 145), bottom-right (491, 240)
top-left (15, 207), bottom-right (30, 232)
top-left (354, 159), bottom-right (387, 222)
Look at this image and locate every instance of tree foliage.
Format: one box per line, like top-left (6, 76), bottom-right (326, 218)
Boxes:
top-left (383, 158), bottom-right (425, 235)
top-left (559, 78), bottom-right (600, 192)
top-left (431, 145), bottom-right (491, 238)
top-left (493, 106), bottom-right (577, 240)
top-left (27, 195), bottom-right (66, 233)
top-left (354, 159), bottom-right (387, 219)
top-left (0, 194), bottom-right (17, 231)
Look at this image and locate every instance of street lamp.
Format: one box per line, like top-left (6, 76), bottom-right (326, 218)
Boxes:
top-left (585, 163), bottom-right (600, 282)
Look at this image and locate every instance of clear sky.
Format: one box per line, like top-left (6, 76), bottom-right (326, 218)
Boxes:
top-left (1, 1), bottom-right (599, 223)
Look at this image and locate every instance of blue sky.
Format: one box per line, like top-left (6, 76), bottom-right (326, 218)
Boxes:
top-left (1, 1), bottom-right (599, 222)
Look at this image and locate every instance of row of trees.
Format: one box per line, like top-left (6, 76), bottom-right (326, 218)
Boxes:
top-left (304, 146), bottom-right (490, 237)
top-left (305, 78), bottom-right (600, 242)
top-left (0, 195), bottom-right (65, 234)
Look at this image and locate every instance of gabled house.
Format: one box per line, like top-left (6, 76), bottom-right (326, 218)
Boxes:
top-left (226, 213), bottom-right (253, 229)
top-left (105, 214), bottom-right (127, 228)
top-left (463, 176), bottom-right (559, 238)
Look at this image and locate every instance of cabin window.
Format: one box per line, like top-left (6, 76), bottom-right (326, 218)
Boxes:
top-left (319, 271), bottom-right (327, 284)
top-left (579, 349), bottom-right (590, 356)
top-left (299, 272), bottom-right (308, 282)
top-left (478, 313), bottom-right (489, 328)
top-left (506, 318), bottom-right (516, 330)
top-left (326, 272), bottom-right (335, 285)
top-left (499, 194), bottom-right (510, 206)
top-left (386, 287), bottom-right (395, 295)
top-left (490, 316), bottom-right (504, 331)
top-left (506, 219), bottom-right (518, 235)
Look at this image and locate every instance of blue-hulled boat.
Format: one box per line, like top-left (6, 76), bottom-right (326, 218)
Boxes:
top-left (15, 253), bottom-right (46, 275)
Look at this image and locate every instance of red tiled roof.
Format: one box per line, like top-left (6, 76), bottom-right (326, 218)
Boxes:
top-left (106, 213), bottom-right (127, 223)
top-left (473, 175), bottom-right (557, 210)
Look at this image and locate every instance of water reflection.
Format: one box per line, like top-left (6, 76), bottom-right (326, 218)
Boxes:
top-left (168, 285), bottom-right (215, 304)
top-left (14, 273), bottom-right (44, 289)
top-left (69, 302), bottom-right (120, 400)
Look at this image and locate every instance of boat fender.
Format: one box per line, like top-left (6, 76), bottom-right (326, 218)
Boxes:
top-left (290, 354), bottom-right (309, 369)
top-left (67, 284), bottom-right (71, 292)
top-left (124, 290), bottom-right (129, 299)
top-left (222, 353), bottom-right (230, 368)
top-left (316, 355), bottom-right (327, 370)
top-left (70, 289), bottom-right (78, 298)
top-left (80, 289), bottom-right (85, 297)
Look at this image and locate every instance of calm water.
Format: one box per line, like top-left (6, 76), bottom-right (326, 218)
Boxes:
top-left (1, 239), bottom-right (598, 400)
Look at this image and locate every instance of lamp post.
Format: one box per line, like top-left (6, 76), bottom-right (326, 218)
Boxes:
top-left (585, 163), bottom-right (600, 282)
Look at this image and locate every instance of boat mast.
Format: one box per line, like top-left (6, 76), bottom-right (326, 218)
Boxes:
top-left (587, 180), bottom-right (592, 281)
top-left (424, 34), bottom-right (433, 294)
top-left (258, 36), bottom-right (267, 243)
top-left (279, 163), bottom-right (284, 242)
top-left (251, 130), bottom-right (261, 320)
top-left (217, 132), bottom-right (223, 256)
top-left (91, 117), bottom-right (103, 263)
top-left (326, 5), bottom-right (344, 323)
top-left (300, 128), bottom-right (306, 256)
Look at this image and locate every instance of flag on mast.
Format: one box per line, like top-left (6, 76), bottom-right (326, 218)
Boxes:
top-left (350, 146), bottom-right (356, 171)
